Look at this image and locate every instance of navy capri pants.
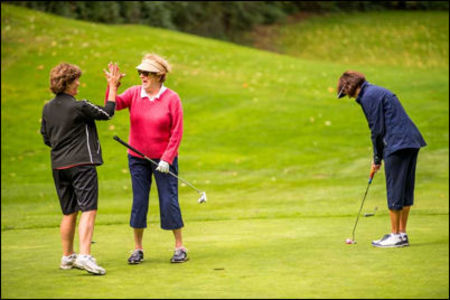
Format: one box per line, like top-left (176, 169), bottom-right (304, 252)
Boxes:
top-left (384, 148), bottom-right (419, 210)
top-left (128, 154), bottom-right (184, 230)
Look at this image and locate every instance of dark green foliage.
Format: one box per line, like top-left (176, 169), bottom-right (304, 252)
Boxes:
top-left (139, 1), bottom-right (175, 29)
top-left (45, 1), bottom-right (76, 18)
top-left (286, 1), bottom-right (449, 12)
top-left (118, 1), bottom-right (141, 24)
top-left (6, 1), bottom-right (449, 41)
top-left (83, 1), bottom-right (122, 23)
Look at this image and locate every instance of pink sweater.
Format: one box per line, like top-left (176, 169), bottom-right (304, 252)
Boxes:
top-left (106, 85), bottom-right (183, 164)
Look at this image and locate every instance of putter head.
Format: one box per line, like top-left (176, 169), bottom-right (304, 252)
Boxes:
top-left (364, 206), bottom-right (378, 217)
top-left (198, 192), bottom-right (207, 204)
top-left (346, 238), bottom-right (356, 245)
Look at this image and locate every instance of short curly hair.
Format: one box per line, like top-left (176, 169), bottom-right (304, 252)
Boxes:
top-left (49, 63), bottom-right (82, 94)
top-left (337, 70), bottom-right (366, 98)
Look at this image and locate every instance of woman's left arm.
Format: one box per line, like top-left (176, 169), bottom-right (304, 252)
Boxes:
top-left (161, 95), bottom-right (183, 165)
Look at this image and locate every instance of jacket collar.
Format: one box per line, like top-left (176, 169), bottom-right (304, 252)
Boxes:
top-left (355, 81), bottom-right (369, 104)
top-left (56, 92), bottom-right (76, 100)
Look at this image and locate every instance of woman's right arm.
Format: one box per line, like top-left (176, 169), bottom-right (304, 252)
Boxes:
top-left (363, 95), bottom-right (385, 166)
top-left (104, 85), bottom-right (133, 110)
top-left (104, 63), bottom-right (132, 110)
top-left (78, 63), bottom-right (123, 121)
top-left (106, 63), bottom-right (120, 103)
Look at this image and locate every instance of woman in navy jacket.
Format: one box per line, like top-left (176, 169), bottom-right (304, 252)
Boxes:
top-left (337, 70), bottom-right (426, 248)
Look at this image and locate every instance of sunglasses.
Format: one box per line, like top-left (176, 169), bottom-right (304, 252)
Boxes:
top-left (137, 70), bottom-right (157, 77)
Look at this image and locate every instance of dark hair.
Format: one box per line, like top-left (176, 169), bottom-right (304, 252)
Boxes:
top-left (337, 70), bottom-right (366, 98)
top-left (49, 63), bottom-right (82, 94)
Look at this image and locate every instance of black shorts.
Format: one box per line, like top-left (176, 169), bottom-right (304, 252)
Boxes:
top-left (52, 165), bottom-right (98, 215)
top-left (384, 148), bottom-right (419, 210)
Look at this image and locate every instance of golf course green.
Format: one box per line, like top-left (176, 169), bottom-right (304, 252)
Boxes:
top-left (2, 4), bottom-right (448, 298)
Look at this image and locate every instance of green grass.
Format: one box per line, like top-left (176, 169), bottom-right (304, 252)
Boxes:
top-left (2, 5), bottom-right (449, 299)
top-left (2, 216), bottom-right (448, 298)
top-left (250, 11), bottom-right (449, 69)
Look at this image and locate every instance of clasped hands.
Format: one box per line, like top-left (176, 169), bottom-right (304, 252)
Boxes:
top-left (104, 62), bottom-right (126, 88)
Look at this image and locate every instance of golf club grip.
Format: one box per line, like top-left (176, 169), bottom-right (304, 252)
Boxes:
top-left (113, 136), bottom-right (146, 158)
top-left (369, 168), bottom-right (376, 184)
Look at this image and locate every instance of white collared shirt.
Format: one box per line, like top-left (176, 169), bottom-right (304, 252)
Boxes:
top-left (141, 84), bottom-right (167, 102)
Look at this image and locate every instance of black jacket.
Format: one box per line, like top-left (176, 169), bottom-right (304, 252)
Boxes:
top-left (40, 93), bottom-right (116, 169)
top-left (356, 82), bottom-right (426, 164)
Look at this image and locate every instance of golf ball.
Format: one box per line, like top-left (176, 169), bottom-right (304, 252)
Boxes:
top-left (345, 238), bottom-right (353, 244)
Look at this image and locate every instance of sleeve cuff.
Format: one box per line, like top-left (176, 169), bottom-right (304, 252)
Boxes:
top-left (161, 154), bottom-right (173, 165)
top-left (374, 155), bottom-right (382, 165)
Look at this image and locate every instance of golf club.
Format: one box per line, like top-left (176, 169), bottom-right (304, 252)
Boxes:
top-left (346, 166), bottom-right (376, 245)
top-left (113, 135), bottom-right (207, 204)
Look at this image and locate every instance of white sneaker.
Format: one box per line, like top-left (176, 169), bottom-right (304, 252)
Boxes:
top-left (372, 233), bottom-right (404, 248)
top-left (74, 255), bottom-right (106, 275)
top-left (400, 234), bottom-right (409, 246)
top-left (60, 253), bottom-right (77, 270)
top-left (371, 234), bottom-right (388, 245)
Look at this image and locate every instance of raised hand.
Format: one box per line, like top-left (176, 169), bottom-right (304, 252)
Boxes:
top-left (104, 62), bottom-right (126, 88)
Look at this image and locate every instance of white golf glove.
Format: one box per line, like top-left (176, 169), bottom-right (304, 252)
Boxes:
top-left (156, 160), bottom-right (170, 173)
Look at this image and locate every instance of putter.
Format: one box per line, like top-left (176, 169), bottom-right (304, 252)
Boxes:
top-left (113, 136), bottom-right (207, 203)
top-left (346, 166), bottom-right (376, 244)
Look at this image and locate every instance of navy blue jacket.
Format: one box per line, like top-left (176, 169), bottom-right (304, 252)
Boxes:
top-left (356, 82), bottom-right (426, 164)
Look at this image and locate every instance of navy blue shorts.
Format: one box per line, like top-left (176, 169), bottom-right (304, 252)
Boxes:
top-left (52, 165), bottom-right (98, 215)
top-left (384, 148), bottom-right (419, 210)
top-left (128, 154), bottom-right (184, 230)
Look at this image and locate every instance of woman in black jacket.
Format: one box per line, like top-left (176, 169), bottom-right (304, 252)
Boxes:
top-left (41, 62), bottom-right (122, 275)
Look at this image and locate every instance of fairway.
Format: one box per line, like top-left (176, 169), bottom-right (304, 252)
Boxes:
top-left (1, 4), bottom-right (449, 299)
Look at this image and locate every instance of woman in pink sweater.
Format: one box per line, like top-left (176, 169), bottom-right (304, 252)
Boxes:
top-left (106, 54), bottom-right (187, 264)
